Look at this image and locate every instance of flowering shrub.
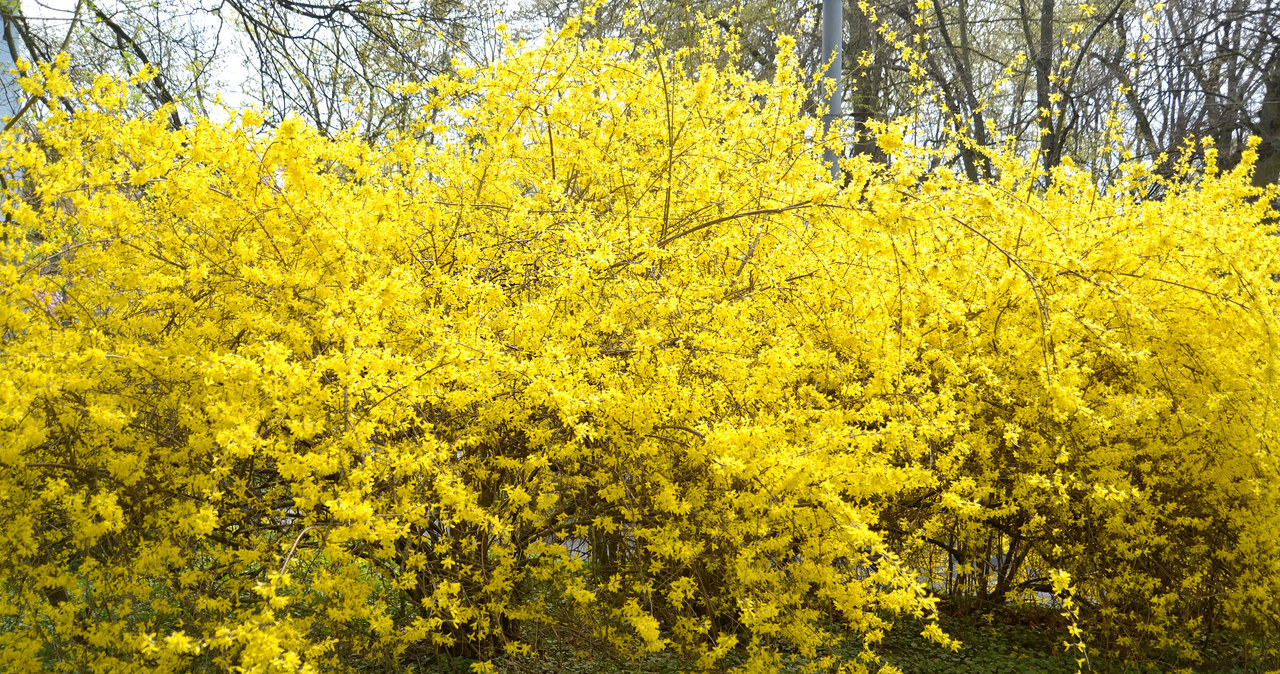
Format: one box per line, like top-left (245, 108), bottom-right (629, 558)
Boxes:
top-left (1, 26), bottom-right (1277, 673)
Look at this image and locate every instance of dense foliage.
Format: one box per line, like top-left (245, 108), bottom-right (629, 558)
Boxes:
top-left (2, 27), bottom-right (1278, 673)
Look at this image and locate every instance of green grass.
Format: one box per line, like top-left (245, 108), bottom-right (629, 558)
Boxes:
top-left (875, 608), bottom-right (1278, 674)
top-left (472, 605), bottom-right (1280, 674)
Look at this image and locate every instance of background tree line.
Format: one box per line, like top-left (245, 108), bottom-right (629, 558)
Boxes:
top-left (0, 0), bottom-right (504, 140)
top-left (2, 0), bottom-right (1277, 181)
top-left (531, 0), bottom-right (1280, 186)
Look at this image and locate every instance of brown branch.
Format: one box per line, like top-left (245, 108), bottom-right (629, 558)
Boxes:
top-left (656, 201), bottom-right (812, 248)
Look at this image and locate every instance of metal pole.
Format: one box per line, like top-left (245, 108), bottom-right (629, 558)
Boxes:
top-left (0, 17), bottom-right (21, 121)
top-left (821, 0), bottom-right (843, 180)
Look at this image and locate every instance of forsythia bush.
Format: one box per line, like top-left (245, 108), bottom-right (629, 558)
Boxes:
top-left (1, 27), bottom-right (1277, 673)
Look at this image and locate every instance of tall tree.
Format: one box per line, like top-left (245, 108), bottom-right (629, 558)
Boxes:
top-left (1118, 0), bottom-right (1280, 184)
top-left (856, 0), bottom-right (1280, 181)
top-left (6, 0), bottom-right (504, 139)
top-left (8, 0), bottom-right (1278, 183)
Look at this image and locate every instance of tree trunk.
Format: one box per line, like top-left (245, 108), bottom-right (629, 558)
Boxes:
top-left (1253, 50), bottom-right (1280, 187)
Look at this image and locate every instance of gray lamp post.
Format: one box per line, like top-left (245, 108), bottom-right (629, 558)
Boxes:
top-left (0, 12), bottom-right (21, 122)
top-left (821, 0), bottom-right (843, 180)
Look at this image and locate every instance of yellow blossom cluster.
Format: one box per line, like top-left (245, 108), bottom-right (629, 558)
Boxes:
top-left (1, 26), bottom-right (1277, 673)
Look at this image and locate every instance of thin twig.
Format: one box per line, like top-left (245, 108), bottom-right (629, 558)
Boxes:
top-left (950, 214), bottom-right (1056, 372)
top-left (656, 201), bottom-right (812, 248)
top-left (654, 424), bottom-right (706, 442)
top-left (279, 525), bottom-right (320, 576)
top-left (735, 230), bottom-right (762, 277)
top-left (13, 237), bottom-right (118, 285)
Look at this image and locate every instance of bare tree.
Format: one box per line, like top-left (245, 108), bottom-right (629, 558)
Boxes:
top-left (843, 0), bottom-right (1279, 183)
top-left (1117, 0), bottom-right (1280, 184)
top-left (7, 0), bottom-right (1277, 182)
top-left (5, 0), bottom-right (505, 139)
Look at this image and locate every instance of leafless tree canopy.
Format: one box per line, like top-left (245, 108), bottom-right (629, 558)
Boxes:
top-left (523, 0), bottom-right (1280, 184)
top-left (2, 0), bottom-right (503, 139)
top-left (3, 0), bottom-right (1277, 182)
